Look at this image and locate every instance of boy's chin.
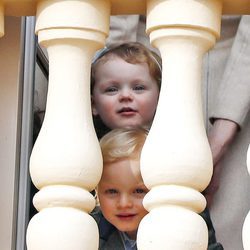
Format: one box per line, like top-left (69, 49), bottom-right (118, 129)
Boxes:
top-left (117, 227), bottom-right (138, 239)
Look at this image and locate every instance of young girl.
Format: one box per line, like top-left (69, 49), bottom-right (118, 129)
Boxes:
top-left (91, 42), bottom-right (161, 138)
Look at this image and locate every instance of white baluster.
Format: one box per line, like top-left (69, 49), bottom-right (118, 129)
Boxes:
top-left (26, 1), bottom-right (110, 249)
top-left (243, 145), bottom-right (250, 249)
top-left (137, 0), bottom-right (222, 249)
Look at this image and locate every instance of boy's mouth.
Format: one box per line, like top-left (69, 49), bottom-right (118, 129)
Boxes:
top-left (116, 213), bottom-right (136, 220)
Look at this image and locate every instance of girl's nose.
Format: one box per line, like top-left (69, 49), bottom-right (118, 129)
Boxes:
top-left (119, 87), bottom-right (133, 102)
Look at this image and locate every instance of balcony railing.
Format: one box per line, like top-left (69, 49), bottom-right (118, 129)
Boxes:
top-left (0, 1), bottom-right (249, 249)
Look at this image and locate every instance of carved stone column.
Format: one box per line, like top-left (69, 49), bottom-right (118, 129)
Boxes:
top-left (137, 0), bottom-right (222, 249)
top-left (26, 1), bottom-right (110, 249)
top-left (243, 145), bottom-right (250, 249)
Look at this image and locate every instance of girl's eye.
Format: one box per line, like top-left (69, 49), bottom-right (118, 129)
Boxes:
top-left (105, 86), bottom-right (118, 93)
top-left (133, 85), bottom-right (145, 91)
top-left (105, 189), bottom-right (118, 194)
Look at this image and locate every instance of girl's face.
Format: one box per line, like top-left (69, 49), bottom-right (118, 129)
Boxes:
top-left (92, 57), bottom-right (160, 129)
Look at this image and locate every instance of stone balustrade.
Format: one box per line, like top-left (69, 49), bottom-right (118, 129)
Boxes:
top-left (0, 0), bottom-right (249, 249)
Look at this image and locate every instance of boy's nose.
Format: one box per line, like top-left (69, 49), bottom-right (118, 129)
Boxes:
top-left (118, 194), bottom-right (133, 208)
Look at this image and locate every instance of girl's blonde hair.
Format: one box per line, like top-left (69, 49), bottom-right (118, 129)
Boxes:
top-left (100, 128), bottom-right (148, 165)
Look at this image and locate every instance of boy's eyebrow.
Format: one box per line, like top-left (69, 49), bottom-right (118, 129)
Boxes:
top-left (99, 182), bottom-right (115, 185)
top-left (136, 183), bottom-right (147, 188)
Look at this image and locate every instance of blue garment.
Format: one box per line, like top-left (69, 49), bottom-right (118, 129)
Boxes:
top-left (119, 232), bottom-right (137, 250)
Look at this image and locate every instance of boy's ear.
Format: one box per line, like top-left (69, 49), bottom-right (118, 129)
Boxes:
top-left (91, 96), bottom-right (99, 116)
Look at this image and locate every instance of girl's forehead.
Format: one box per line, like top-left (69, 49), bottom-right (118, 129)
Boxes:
top-left (97, 52), bottom-right (146, 66)
top-left (96, 56), bottom-right (149, 70)
top-left (97, 53), bottom-right (120, 64)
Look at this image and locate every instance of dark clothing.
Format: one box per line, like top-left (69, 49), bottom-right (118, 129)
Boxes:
top-left (201, 207), bottom-right (224, 250)
top-left (93, 116), bottom-right (111, 139)
top-left (92, 208), bottom-right (125, 250)
top-left (91, 207), bottom-right (223, 250)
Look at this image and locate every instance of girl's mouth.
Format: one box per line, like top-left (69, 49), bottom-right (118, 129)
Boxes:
top-left (118, 107), bottom-right (137, 115)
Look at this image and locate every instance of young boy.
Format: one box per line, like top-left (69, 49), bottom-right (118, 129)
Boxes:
top-left (92, 128), bottom-right (149, 249)
top-left (91, 42), bottom-right (223, 249)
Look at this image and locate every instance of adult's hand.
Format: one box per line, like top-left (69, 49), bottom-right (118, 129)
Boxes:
top-left (204, 119), bottom-right (238, 208)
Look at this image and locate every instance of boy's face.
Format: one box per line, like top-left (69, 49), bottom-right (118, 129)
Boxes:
top-left (92, 57), bottom-right (159, 129)
top-left (97, 158), bottom-right (149, 239)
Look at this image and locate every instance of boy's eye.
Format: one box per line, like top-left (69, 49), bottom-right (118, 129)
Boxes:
top-left (134, 188), bottom-right (147, 194)
top-left (105, 189), bottom-right (118, 194)
top-left (133, 85), bottom-right (145, 91)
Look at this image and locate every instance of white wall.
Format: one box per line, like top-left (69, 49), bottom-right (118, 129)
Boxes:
top-left (0, 16), bottom-right (22, 250)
